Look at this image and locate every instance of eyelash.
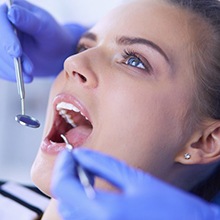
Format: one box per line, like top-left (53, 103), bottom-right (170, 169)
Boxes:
top-left (122, 49), bottom-right (152, 73)
top-left (76, 43), bottom-right (152, 73)
top-left (76, 43), bottom-right (88, 53)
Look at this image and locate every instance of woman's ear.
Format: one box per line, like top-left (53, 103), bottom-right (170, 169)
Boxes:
top-left (175, 122), bottom-right (220, 165)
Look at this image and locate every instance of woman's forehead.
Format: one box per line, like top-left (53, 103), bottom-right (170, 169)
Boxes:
top-left (94, 1), bottom-right (191, 41)
top-left (91, 0), bottom-right (193, 64)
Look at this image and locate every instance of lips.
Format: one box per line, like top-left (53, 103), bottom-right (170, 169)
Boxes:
top-left (41, 94), bottom-right (93, 154)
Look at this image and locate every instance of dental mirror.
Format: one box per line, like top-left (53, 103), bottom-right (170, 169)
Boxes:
top-left (7, 0), bottom-right (40, 129)
top-left (13, 53), bottom-right (40, 128)
top-left (15, 114), bottom-right (40, 128)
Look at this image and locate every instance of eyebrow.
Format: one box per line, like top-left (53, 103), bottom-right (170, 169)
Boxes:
top-left (81, 32), bottom-right (97, 41)
top-left (81, 32), bottom-right (169, 63)
top-left (117, 36), bottom-right (169, 63)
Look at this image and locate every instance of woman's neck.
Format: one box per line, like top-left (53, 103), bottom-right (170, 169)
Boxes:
top-left (41, 199), bottom-right (61, 220)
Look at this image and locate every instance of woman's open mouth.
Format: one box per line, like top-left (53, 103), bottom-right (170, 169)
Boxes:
top-left (41, 94), bottom-right (93, 154)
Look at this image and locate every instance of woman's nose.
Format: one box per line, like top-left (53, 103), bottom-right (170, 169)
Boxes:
top-left (64, 54), bottom-right (98, 89)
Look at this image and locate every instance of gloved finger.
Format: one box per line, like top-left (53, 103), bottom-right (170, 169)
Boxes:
top-left (22, 71), bottom-right (33, 83)
top-left (8, 4), bottom-right (47, 36)
top-left (1, 53), bottom-right (33, 83)
top-left (57, 201), bottom-right (100, 220)
top-left (0, 65), bottom-right (33, 83)
top-left (51, 150), bottom-right (89, 206)
top-left (12, 0), bottom-right (39, 11)
top-left (21, 53), bottom-right (33, 75)
top-left (0, 61), bottom-right (15, 81)
top-left (73, 148), bottom-right (149, 191)
top-left (0, 4), bottom-right (21, 57)
top-left (57, 202), bottom-right (81, 220)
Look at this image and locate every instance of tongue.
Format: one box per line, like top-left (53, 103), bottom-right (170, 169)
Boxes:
top-left (65, 125), bottom-right (92, 147)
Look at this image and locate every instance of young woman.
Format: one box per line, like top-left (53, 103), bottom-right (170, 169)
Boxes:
top-left (27, 0), bottom-right (220, 219)
top-left (0, 0), bottom-right (219, 219)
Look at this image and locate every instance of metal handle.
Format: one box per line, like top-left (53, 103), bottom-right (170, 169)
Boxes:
top-left (14, 57), bottom-right (25, 115)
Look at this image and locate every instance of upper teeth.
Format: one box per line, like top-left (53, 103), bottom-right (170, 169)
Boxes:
top-left (57, 102), bottom-right (80, 112)
top-left (56, 102), bottom-right (88, 127)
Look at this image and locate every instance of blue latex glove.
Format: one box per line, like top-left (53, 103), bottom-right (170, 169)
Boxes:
top-left (52, 148), bottom-right (220, 220)
top-left (0, 0), bottom-right (86, 82)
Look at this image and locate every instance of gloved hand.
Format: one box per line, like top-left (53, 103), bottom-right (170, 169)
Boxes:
top-left (52, 148), bottom-right (220, 220)
top-left (0, 0), bottom-right (87, 83)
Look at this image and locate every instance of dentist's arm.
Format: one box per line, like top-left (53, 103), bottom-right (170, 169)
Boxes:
top-left (52, 148), bottom-right (220, 220)
top-left (0, 0), bottom-right (86, 83)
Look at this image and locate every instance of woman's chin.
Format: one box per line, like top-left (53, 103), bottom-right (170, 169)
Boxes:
top-left (30, 149), bottom-right (56, 197)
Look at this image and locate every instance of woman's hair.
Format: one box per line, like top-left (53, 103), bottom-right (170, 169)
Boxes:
top-left (167, 0), bottom-right (220, 201)
top-left (168, 0), bottom-right (220, 120)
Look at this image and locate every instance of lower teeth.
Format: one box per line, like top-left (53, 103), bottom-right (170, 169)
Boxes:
top-left (50, 140), bottom-right (57, 145)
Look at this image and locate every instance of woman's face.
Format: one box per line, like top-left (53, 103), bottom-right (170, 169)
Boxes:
top-left (31, 0), bottom-right (197, 195)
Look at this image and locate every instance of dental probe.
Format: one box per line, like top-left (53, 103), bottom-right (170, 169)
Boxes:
top-left (7, 0), bottom-right (40, 128)
top-left (60, 134), bottom-right (96, 199)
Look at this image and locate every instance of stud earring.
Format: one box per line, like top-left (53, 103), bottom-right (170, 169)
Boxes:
top-left (184, 153), bottom-right (191, 160)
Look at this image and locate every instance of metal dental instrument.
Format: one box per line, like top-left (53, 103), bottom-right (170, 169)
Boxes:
top-left (7, 0), bottom-right (40, 128)
top-left (60, 134), bottom-right (96, 199)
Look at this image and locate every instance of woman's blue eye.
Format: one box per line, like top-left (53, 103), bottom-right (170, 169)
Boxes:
top-left (122, 50), bottom-right (151, 72)
top-left (125, 57), bottom-right (145, 69)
